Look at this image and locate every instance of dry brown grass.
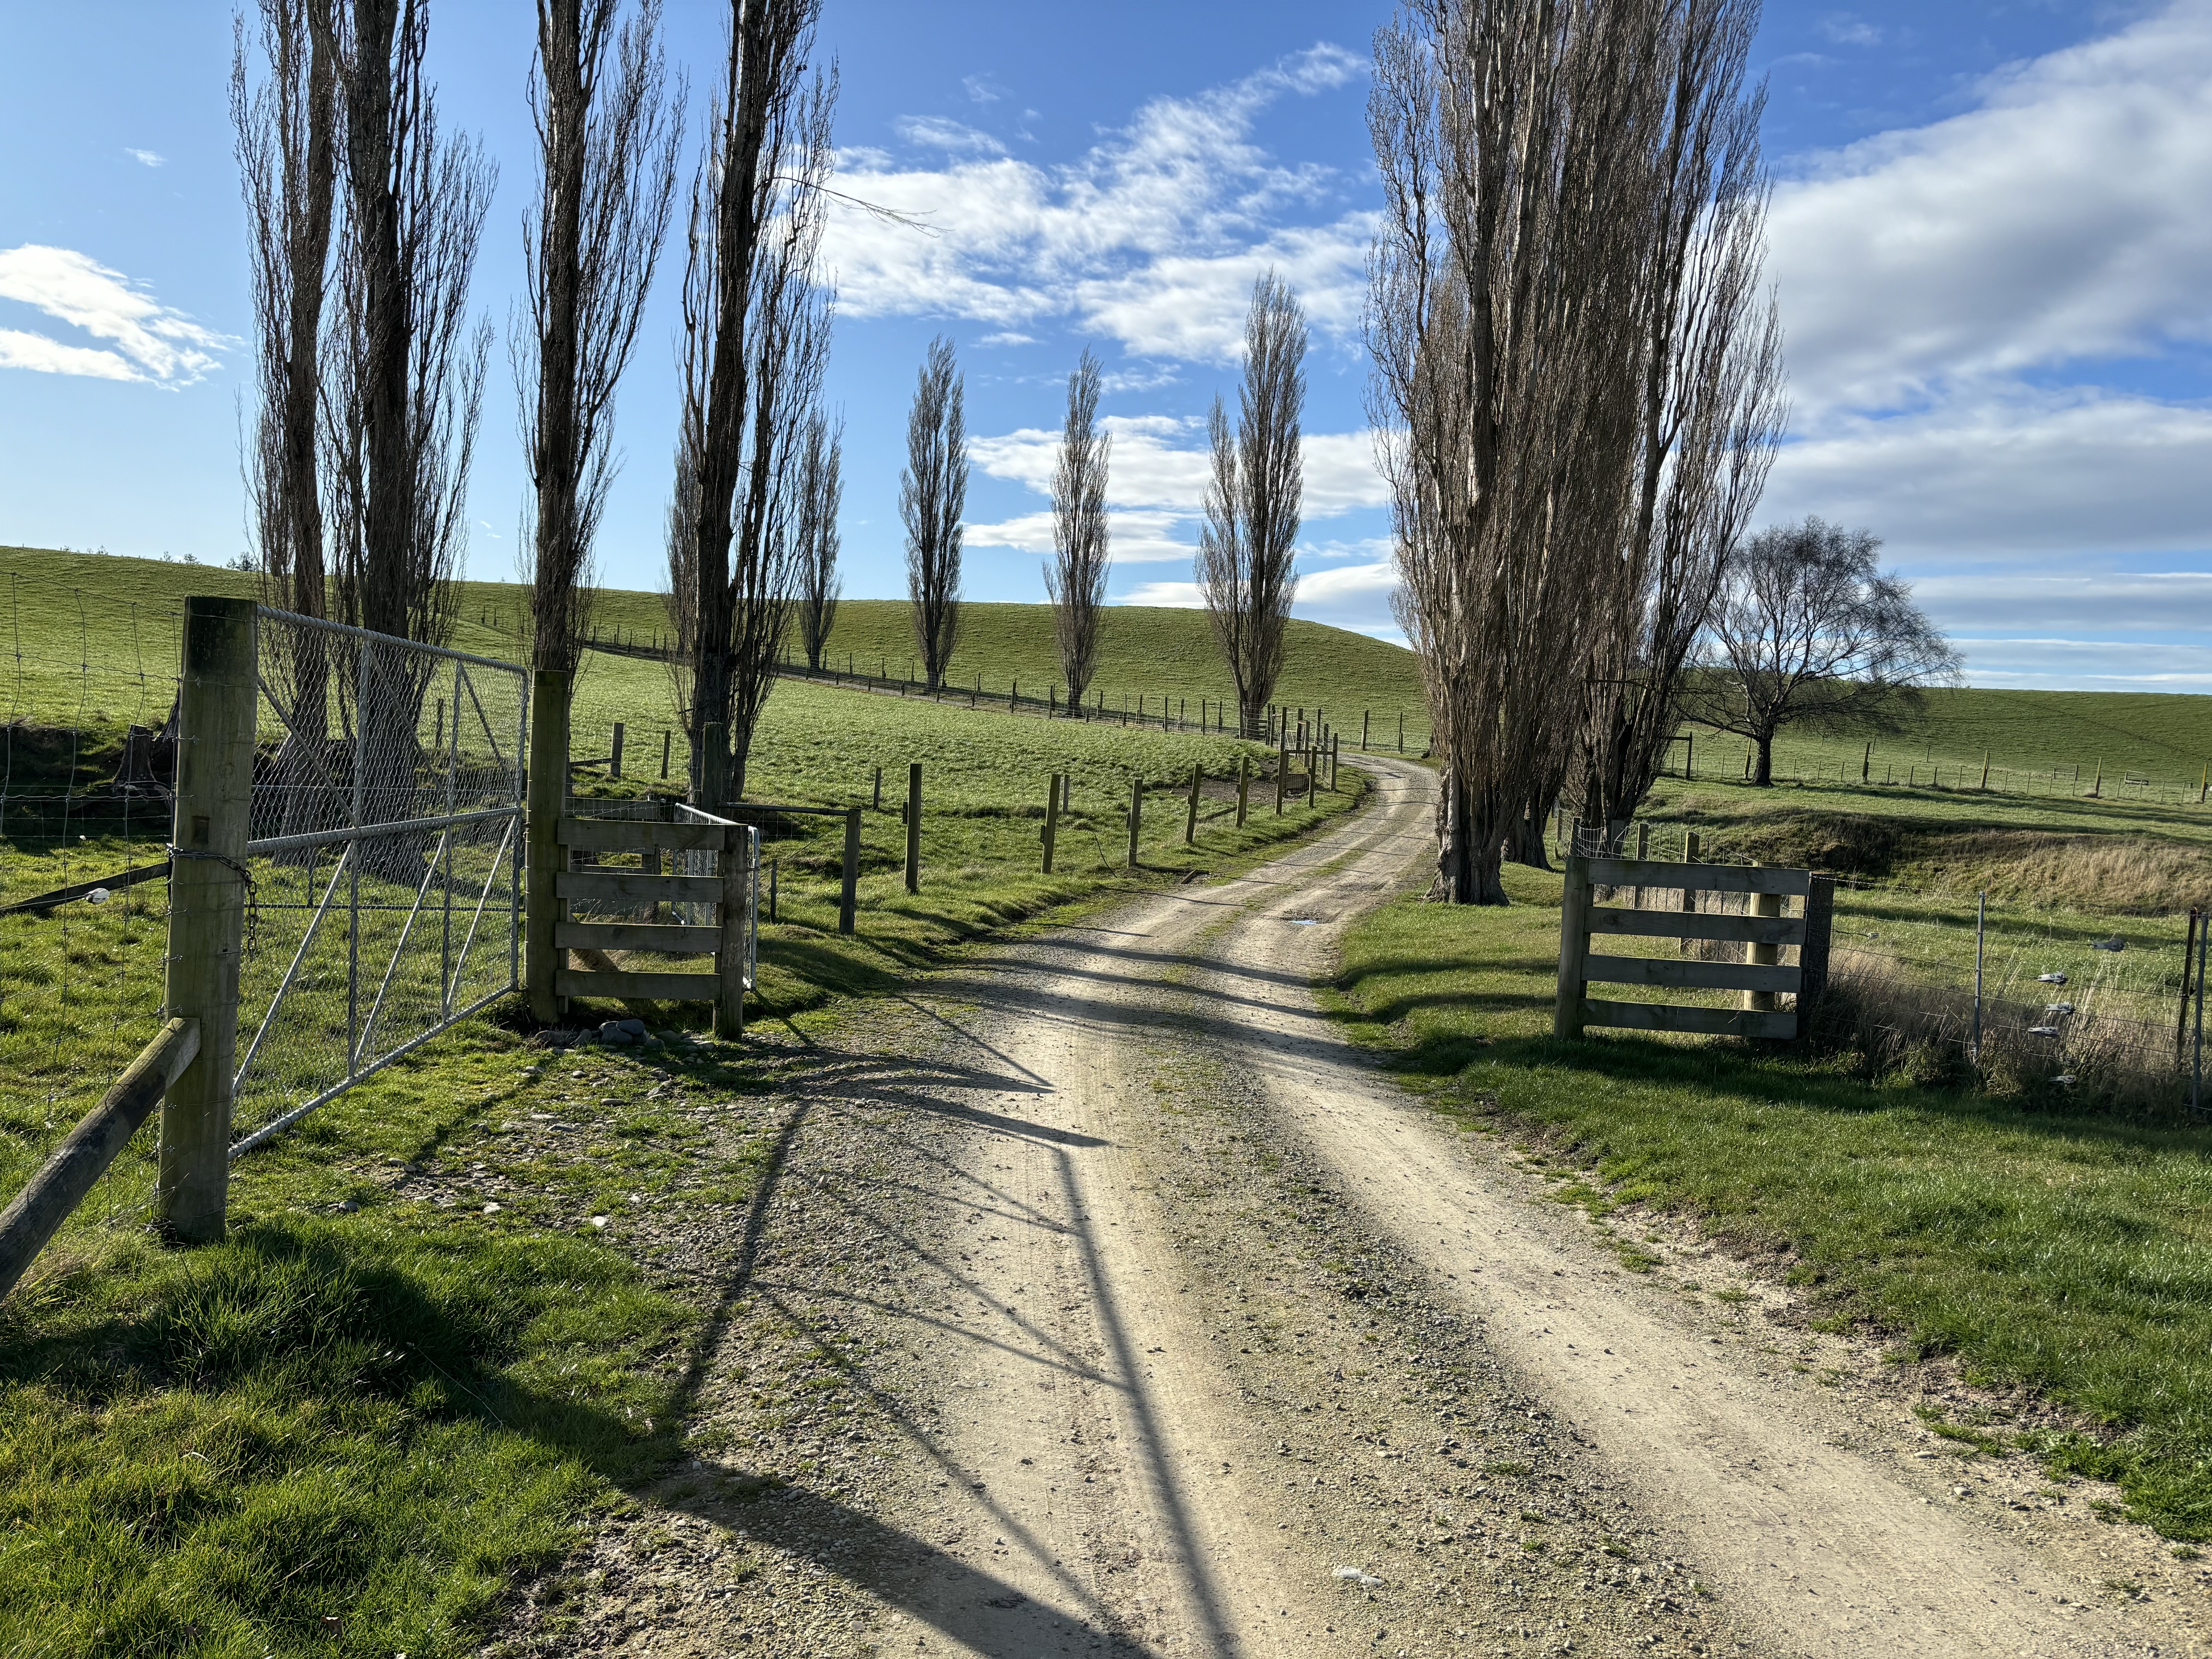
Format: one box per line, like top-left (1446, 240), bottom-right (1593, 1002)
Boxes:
top-left (1919, 831), bottom-right (2212, 917)
top-left (1812, 946), bottom-right (2188, 1118)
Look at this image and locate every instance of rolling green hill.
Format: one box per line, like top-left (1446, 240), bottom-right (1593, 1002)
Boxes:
top-left (5, 544), bottom-right (2206, 793)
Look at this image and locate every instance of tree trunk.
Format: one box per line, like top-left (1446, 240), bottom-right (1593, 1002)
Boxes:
top-left (1435, 770), bottom-right (1510, 905)
top-left (1753, 730), bottom-right (1774, 786)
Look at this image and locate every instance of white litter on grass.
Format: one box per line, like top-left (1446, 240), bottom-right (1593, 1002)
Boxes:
top-left (2039, 972), bottom-right (2069, 985)
top-left (86, 887), bottom-right (110, 905)
top-left (2093, 938), bottom-right (2126, 953)
top-left (2054, 1075), bottom-right (2078, 1087)
top-left (590, 1215), bottom-right (609, 1229)
top-left (2045, 1003), bottom-right (2076, 1016)
top-left (1333, 1566), bottom-right (1382, 1588)
top-left (2029, 1026), bottom-right (2061, 1038)
top-left (482, 1202), bottom-right (500, 1214)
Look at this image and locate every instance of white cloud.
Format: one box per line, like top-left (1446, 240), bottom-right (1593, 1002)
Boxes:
top-left (1762, 387), bottom-right (2212, 559)
top-left (124, 147), bottom-right (165, 168)
top-left (1118, 578), bottom-right (1206, 608)
top-left (971, 416), bottom-right (1385, 515)
top-left (1948, 637), bottom-right (2212, 690)
top-left (893, 116), bottom-right (1007, 158)
top-left (962, 74), bottom-right (1007, 106)
top-left (824, 45), bottom-right (1369, 360)
top-left (977, 330), bottom-right (1036, 347)
top-left (0, 245), bottom-right (232, 386)
top-left (1913, 572), bottom-right (2212, 634)
top-left (1815, 15), bottom-right (1881, 47)
top-left (1769, 0), bottom-right (2212, 416)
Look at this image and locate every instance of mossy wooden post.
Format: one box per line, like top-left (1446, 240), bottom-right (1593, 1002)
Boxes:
top-left (1127, 778), bottom-right (1142, 868)
top-left (1747, 863), bottom-right (1783, 1012)
top-left (1554, 856), bottom-right (1591, 1040)
top-left (905, 762), bottom-right (922, 893)
top-left (1042, 773), bottom-right (1061, 873)
top-left (716, 826), bottom-right (747, 1039)
top-left (526, 669), bottom-right (570, 1025)
top-left (838, 807), bottom-right (860, 936)
top-left (157, 595), bottom-right (257, 1243)
top-left (1236, 755), bottom-right (1250, 826)
top-left (1185, 763), bottom-right (1200, 843)
top-left (1681, 831), bottom-right (1700, 945)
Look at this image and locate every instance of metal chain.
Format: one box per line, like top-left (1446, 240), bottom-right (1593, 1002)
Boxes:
top-left (165, 843), bottom-right (261, 962)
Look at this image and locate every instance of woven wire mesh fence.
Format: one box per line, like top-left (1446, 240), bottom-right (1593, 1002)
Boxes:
top-left (229, 608), bottom-right (526, 1152)
top-left (0, 571), bottom-right (185, 1225)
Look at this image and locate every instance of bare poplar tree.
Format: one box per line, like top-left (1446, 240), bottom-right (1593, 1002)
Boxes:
top-left (1369, 0), bottom-right (1656, 903)
top-left (1690, 518), bottom-right (1961, 784)
top-left (1046, 349), bottom-right (1110, 716)
top-left (1570, 0), bottom-right (1786, 841)
top-left (793, 410), bottom-right (843, 671)
top-left (234, 0), bottom-right (339, 837)
top-left (664, 0), bottom-right (828, 806)
top-left (1198, 272), bottom-right (1306, 737)
top-left (321, 0), bottom-right (494, 857)
top-left (902, 335), bottom-right (965, 694)
top-left (519, 0), bottom-right (678, 679)
top-left (235, 0), bottom-right (337, 625)
top-left (323, 0), bottom-right (495, 652)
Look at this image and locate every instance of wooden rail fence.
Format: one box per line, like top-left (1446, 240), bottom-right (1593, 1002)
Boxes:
top-left (1554, 855), bottom-right (1834, 1042)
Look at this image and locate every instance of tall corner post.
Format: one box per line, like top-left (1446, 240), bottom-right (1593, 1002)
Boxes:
top-left (1553, 854), bottom-right (1592, 1041)
top-left (1042, 774), bottom-right (1061, 874)
top-left (1185, 763), bottom-right (1200, 844)
top-left (839, 806), bottom-right (860, 936)
top-left (157, 594), bottom-right (258, 1243)
top-left (1800, 873), bottom-right (1835, 1026)
top-left (526, 668), bottom-right (570, 1026)
top-left (1236, 755), bottom-right (1250, 826)
top-left (716, 826), bottom-right (749, 1041)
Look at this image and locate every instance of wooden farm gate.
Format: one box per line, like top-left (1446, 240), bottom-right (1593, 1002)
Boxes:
top-left (1553, 855), bottom-right (1833, 1041)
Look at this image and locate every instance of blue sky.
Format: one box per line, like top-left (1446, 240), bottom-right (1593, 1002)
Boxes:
top-left (0, 0), bottom-right (2207, 691)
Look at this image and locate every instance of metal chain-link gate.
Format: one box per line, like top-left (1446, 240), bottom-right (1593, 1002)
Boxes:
top-left (230, 607), bottom-right (526, 1154)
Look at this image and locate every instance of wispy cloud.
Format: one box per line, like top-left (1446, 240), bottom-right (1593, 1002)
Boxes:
top-left (1815, 15), bottom-right (1881, 47)
top-left (124, 147), bottom-right (165, 168)
top-left (825, 44), bottom-right (1370, 361)
top-left (0, 245), bottom-right (232, 386)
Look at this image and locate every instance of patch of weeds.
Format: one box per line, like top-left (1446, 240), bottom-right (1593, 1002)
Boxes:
top-left (1482, 1460), bottom-right (1532, 1478)
top-left (1713, 1286), bottom-right (1752, 1304)
top-left (2174, 1546), bottom-right (2201, 1562)
top-left (1916, 1407), bottom-right (2008, 1458)
top-left (1614, 1247), bottom-right (1661, 1275)
top-left (1600, 1538), bottom-right (1635, 1560)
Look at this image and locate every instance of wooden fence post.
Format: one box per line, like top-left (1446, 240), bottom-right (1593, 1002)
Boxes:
top-left (905, 763), bottom-right (922, 893)
top-left (1980, 749), bottom-right (1990, 790)
top-left (1185, 763), bottom-right (1200, 843)
top-left (526, 669), bottom-right (570, 1025)
top-left (1554, 855), bottom-right (1591, 1040)
top-left (660, 728), bottom-right (672, 780)
top-left (1398, 711), bottom-right (1405, 753)
top-left (1127, 778), bottom-right (1142, 869)
top-left (156, 595), bottom-right (257, 1242)
top-left (839, 807), bottom-right (860, 936)
top-left (1747, 864), bottom-right (1782, 1012)
top-left (610, 720), bottom-right (625, 780)
top-left (1042, 773), bottom-right (1061, 873)
top-left (1362, 710), bottom-right (1369, 751)
top-left (873, 764), bottom-right (883, 810)
top-left (716, 827), bottom-right (748, 1039)
top-left (1237, 755), bottom-right (1250, 827)
top-left (1799, 874), bottom-right (1834, 1024)
top-left (1276, 735), bottom-right (1288, 814)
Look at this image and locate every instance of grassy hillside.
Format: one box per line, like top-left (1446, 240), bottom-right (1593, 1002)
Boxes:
top-left (0, 547), bottom-right (1431, 748)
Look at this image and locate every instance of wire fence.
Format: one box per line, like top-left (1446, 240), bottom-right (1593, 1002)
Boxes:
top-left (0, 573), bottom-right (186, 1227)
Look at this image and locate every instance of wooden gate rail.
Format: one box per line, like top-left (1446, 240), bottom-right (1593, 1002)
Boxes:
top-left (1556, 855), bottom-right (1828, 1042)
top-left (544, 812), bottom-right (753, 1038)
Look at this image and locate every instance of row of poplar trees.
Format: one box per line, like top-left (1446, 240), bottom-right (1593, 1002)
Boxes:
top-left (1369, 0), bottom-right (1788, 904)
top-left (235, 0), bottom-right (841, 808)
